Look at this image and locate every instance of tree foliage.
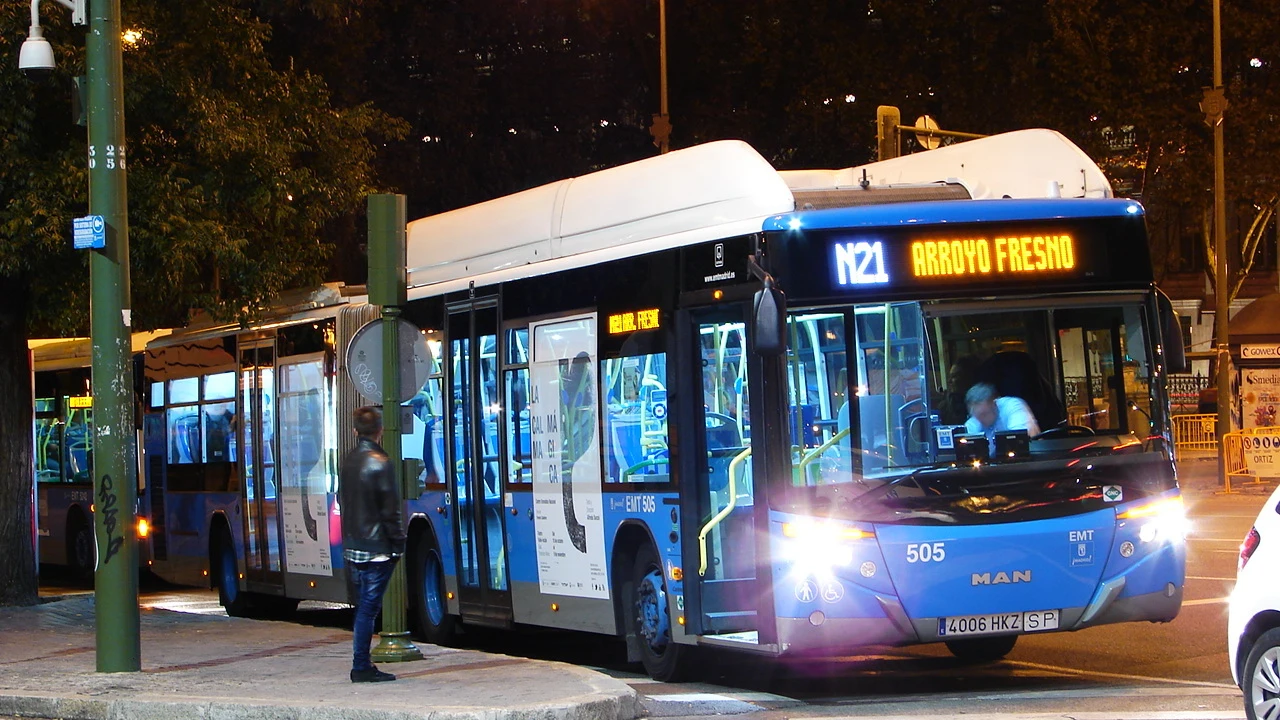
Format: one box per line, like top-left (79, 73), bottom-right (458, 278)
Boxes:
top-left (0, 0), bottom-right (404, 605)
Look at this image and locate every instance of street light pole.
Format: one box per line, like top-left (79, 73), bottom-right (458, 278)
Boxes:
top-left (1210, 0), bottom-right (1232, 486)
top-left (87, 0), bottom-right (140, 671)
top-left (649, 0), bottom-right (671, 153)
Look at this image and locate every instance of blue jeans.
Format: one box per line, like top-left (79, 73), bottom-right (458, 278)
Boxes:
top-left (351, 560), bottom-right (397, 671)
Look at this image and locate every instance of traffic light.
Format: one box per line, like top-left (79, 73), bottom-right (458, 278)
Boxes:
top-left (877, 105), bottom-right (901, 161)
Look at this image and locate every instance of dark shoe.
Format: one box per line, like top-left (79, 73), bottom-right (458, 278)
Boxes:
top-left (351, 667), bottom-right (397, 683)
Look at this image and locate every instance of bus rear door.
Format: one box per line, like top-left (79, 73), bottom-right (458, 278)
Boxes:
top-left (240, 341), bottom-right (284, 590)
top-left (447, 299), bottom-right (512, 625)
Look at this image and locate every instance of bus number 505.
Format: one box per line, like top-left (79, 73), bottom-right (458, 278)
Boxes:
top-left (906, 542), bottom-right (946, 563)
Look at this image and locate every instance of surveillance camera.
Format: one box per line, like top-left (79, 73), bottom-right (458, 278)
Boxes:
top-left (18, 31), bottom-right (55, 79)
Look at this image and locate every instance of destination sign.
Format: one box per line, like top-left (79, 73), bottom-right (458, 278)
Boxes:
top-left (607, 309), bottom-right (660, 335)
top-left (909, 233), bottom-right (1077, 279)
top-left (811, 220), bottom-right (1125, 298)
top-left (68, 396), bottom-right (93, 409)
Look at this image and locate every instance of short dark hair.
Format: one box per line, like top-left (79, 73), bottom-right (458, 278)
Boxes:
top-left (353, 406), bottom-right (382, 438)
top-left (965, 382), bottom-right (997, 407)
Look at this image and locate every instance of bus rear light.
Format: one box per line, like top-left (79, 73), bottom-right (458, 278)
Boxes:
top-left (1240, 527), bottom-right (1260, 570)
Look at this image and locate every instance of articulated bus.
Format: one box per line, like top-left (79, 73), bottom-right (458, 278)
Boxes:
top-left (138, 130), bottom-right (1189, 680)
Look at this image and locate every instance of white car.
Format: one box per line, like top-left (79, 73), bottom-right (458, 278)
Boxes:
top-left (1228, 484), bottom-right (1280, 720)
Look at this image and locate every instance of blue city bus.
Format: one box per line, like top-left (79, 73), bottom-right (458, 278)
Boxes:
top-left (140, 131), bottom-right (1189, 681)
top-left (30, 334), bottom-right (162, 581)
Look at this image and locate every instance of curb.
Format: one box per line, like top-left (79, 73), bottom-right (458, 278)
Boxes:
top-left (0, 684), bottom-right (639, 720)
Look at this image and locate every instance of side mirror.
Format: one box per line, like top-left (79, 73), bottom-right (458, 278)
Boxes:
top-left (752, 280), bottom-right (786, 356)
top-left (1156, 289), bottom-right (1189, 374)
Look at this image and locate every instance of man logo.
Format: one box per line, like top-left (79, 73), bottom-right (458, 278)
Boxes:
top-left (971, 570), bottom-right (1032, 585)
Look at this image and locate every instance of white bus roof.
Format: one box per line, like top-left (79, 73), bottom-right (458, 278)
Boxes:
top-left (30, 330), bottom-right (172, 371)
top-left (406, 140), bottom-right (793, 297)
top-left (404, 131), bottom-right (1113, 298)
top-left (780, 129), bottom-right (1113, 201)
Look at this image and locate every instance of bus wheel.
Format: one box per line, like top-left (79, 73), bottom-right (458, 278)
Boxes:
top-left (67, 516), bottom-right (95, 585)
top-left (945, 634), bottom-right (1017, 663)
top-left (215, 530), bottom-right (251, 618)
top-left (411, 533), bottom-right (457, 645)
top-left (631, 545), bottom-right (691, 681)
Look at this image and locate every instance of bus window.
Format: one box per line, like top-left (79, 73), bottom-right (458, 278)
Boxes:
top-left (602, 353), bottom-right (669, 483)
top-left (788, 303), bottom-right (927, 486)
top-left (203, 401), bottom-right (235, 462)
top-left (34, 398), bottom-right (63, 482)
top-left (405, 330), bottom-right (446, 494)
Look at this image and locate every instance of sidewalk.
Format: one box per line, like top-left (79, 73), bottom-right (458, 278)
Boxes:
top-left (1177, 451), bottom-right (1277, 496)
top-left (0, 595), bottom-right (638, 720)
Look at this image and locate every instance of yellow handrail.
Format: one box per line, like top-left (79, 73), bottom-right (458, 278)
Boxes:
top-left (797, 428), bottom-right (851, 485)
top-left (698, 446), bottom-right (752, 577)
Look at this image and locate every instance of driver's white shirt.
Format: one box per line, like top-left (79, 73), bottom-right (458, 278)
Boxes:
top-left (965, 396), bottom-right (1041, 449)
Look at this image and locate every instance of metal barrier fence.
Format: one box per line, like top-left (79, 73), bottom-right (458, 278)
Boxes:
top-left (1220, 431), bottom-right (1277, 493)
top-left (1172, 414), bottom-right (1219, 457)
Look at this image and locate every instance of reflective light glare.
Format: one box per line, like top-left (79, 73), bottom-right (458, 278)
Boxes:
top-left (1119, 495), bottom-right (1191, 543)
top-left (1126, 204), bottom-right (1140, 214)
top-left (1250, 58), bottom-right (1263, 68)
top-left (122, 29), bottom-right (143, 46)
top-left (781, 521), bottom-right (870, 578)
top-left (788, 217), bottom-right (803, 231)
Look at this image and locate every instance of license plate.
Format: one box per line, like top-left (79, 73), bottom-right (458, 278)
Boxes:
top-left (938, 609), bottom-right (1060, 637)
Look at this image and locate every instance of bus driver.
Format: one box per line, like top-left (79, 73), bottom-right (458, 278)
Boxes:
top-left (964, 382), bottom-right (1040, 454)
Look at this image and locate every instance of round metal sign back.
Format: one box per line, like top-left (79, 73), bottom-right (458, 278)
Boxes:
top-left (345, 318), bottom-right (432, 404)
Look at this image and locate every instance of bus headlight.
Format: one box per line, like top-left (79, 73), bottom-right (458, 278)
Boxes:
top-left (1118, 495), bottom-right (1189, 545)
top-left (780, 521), bottom-right (874, 576)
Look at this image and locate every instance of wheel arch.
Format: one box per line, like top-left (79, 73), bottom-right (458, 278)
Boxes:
top-left (611, 520), bottom-right (661, 652)
top-left (1236, 610), bottom-right (1280, 683)
top-left (207, 511), bottom-right (235, 590)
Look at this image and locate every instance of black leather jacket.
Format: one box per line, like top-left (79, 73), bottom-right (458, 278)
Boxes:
top-left (339, 437), bottom-right (406, 557)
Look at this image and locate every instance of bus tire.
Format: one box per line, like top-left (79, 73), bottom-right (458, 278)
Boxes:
top-left (630, 545), bottom-right (692, 681)
top-left (66, 514), bottom-right (95, 585)
top-left (411, 532), bottom-right (457, 645)
top-left (945, 634), bottom-right (1017, 663)
top-left (215, 529), bottom-right (252, 618)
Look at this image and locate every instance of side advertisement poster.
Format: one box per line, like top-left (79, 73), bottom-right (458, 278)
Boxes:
top-left (1242, 368), bottom-right (1280, 430)
top-left (278, 358), bottom-right (335, 576)
top-left (529, 314), bottom-right (609, 599)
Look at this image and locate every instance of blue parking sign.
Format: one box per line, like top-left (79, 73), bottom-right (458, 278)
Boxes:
top-left (73, 215), bottom-right (105, 249)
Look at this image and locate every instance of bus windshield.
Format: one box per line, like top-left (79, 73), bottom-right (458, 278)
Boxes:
top-left (782, 293), bottom-right (1173, 523)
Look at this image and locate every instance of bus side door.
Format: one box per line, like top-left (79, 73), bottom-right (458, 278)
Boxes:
top-left (447, 299), bottom-right (512, 625)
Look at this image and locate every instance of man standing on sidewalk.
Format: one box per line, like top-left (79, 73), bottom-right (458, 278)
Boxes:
top-left (340, 406), bottom-right (406, 683)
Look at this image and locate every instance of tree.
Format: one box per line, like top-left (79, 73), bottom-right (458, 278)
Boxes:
top-left (0, 0), bottom-right (404, 606)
